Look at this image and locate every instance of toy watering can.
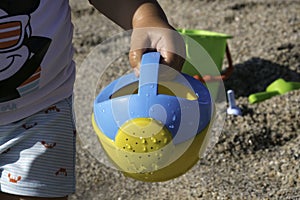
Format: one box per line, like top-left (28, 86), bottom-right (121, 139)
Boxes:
top-left (92, 52), bottom-right (213, 182)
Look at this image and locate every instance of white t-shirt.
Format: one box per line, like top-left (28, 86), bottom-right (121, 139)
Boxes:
top-left (0, 0), bottom-right (75, 125)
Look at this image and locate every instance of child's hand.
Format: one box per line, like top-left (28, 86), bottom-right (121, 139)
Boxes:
top-left (89, 0), bottom-right (185, 75)
top-left (129, 25), bottom-right (186, 77)
top-left (129, 2), bottom-right (186, 76)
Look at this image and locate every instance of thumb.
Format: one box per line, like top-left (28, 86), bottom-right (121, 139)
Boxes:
top-left (129, 49), bottom-right (144, 76)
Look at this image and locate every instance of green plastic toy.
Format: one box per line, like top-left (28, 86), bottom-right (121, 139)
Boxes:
top-left (249, 78), bottom-right (300, 104)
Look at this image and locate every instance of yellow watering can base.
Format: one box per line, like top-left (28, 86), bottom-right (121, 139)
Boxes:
top-left (92, 114), bottom-right (209, 182)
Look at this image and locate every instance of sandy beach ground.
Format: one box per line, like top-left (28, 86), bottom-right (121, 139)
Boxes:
top-left (69, 0), bottom-right (299, 199)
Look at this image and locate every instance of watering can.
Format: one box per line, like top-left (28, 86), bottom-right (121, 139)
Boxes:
top-left (249, 78), bottom-right (300, 104)
top-left (92, 52), bottom-right (213, 182)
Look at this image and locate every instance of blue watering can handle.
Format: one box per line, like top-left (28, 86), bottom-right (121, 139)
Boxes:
top-left (138, 52), bottom-right (161, 96)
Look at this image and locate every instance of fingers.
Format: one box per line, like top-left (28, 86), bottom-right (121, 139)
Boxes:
top-left (129, 27), bottom-right (186, 76)
top-left (129, 28), bottom-right (149, 76)
top-left (160, 50), bottom-right (185, 72)
top-left (129, 49), bottom-right (144, 76)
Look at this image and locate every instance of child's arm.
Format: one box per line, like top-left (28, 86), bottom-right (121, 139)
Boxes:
top-left (88, 0), bottom-right (168, 30)
top-left (89, 0), bottom-right (185, 74)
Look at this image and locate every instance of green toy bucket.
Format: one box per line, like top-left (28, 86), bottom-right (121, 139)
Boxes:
top-left (178, 29), bottom-right (233, 98)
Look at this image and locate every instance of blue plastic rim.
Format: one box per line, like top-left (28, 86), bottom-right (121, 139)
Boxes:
top-left (93, 52), bottom-right (213, 144)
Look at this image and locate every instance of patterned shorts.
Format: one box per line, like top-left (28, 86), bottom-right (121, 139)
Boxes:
top-left (0, 96), bottom-right (76, 198)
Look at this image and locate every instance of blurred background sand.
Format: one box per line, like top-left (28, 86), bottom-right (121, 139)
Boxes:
top-left (69, 0), bottom-right (300, 199)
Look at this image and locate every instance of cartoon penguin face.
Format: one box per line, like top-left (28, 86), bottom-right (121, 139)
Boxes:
top-left (0, 0), bottom-right (52, 103)
top-left (0, 9), bottom-right (30, 80)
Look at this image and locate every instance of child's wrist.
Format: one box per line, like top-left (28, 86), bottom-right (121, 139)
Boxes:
top-left (132, 2), bottom-right (170, 29)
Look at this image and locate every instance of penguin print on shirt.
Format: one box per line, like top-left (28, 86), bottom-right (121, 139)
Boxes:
top-left (0, 0), bottom-right (51, 102)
